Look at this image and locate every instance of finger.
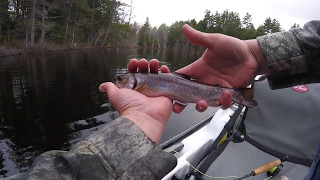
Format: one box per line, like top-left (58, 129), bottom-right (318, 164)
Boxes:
top-left (175, 59), bottom-right (202, 78)
top-left (173, 102), bottom-right (186, 113)
top-left (128, 59), bottom-right (139, 73)
top-left (138, 59), bottom-right (149, 73)
top-left (195, 100), bottom-right (208, 112)
top-left (160, 65), bottom-right (171, 73)
top-left (99, 82), bottom-right (119, 95)
top-left (149, 59), bottom-right (159, 73)
top-left (176, 59), bottom-right (231, 87)
top-left (219, 90), bottom-right (232, 109)
top-left (182, 24), bottom-right (216, 48)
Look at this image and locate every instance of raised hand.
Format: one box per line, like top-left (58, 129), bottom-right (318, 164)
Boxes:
top-left (173, 24), bottom-right (268, 112)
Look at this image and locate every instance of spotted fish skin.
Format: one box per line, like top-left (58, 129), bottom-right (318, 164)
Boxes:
top-left (115, 73), bottom-right (257, 108)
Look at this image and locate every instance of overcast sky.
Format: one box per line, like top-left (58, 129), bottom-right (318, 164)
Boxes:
top-left (121, 0), bottom-right (319, 30)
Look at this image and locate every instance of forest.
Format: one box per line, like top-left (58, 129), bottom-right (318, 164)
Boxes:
top-left (0, 0), bottom-right (300, 52)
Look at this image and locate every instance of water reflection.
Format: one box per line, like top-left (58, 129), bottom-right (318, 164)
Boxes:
top-left (0, 48), bottom-right (214, 177)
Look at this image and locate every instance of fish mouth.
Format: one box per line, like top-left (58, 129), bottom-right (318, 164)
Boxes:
top-left (115, 75), bottom-right (123, 82)
top-left (115, 75), bottom-right (126, 88)
top-left (115, 74), bottom-right (137, 89)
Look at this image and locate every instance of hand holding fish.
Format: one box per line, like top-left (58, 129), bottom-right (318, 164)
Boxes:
top-left (125, 59), bottom-right (235, 113)
top-left (99, 59), bottom-right (173, 143)
top-left (172, 24), bottom-right (268, 111)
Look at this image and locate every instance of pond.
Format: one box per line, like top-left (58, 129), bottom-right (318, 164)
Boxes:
top-left (0, 48), bottom-right (219, 177)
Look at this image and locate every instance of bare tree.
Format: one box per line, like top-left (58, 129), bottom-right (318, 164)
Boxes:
top-left (127, 0), bottom-right (135, 24)
top-left (30, 0), bottom-right (36, 47)
top-left (38, 0), bottom-right (56, 46)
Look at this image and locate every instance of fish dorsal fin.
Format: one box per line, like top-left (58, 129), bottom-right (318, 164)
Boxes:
top-left (172, 73), bottom-right (224, 87)
top-left (172, 72), bottom-right (192, 80)
top-left (212, 84), bottom-right (222, 87)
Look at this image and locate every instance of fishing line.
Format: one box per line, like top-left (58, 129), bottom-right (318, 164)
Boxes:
top-left (170, 149), bottom-right (239, 179)
top-left (168, 148), bottom-right (284, 180)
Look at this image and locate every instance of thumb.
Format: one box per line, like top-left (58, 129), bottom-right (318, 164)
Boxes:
top-left (99, 82), bottom-right (119, 97)
top-left (176, 58), bottom-right (204, 78)
top-left (182, 24), bottom-right (215, 48)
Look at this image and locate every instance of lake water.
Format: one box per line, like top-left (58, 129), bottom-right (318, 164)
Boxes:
top-left (0, 48), bottom-right (219, 177)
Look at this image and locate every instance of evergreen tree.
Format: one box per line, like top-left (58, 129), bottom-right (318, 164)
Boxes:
top-left (157, 24), bottom-right (168, 50)
top-left (256, 25), bottom-right (266, 36)
top-left (0, 4), bottom-right (289, 50)
top-left (138, 17), bottom-right (151, 48)
top-left (0, 0), bottom-right (9, 40)
top-left (241, 13), bottom-right (256, 39)
top-left (263, 17), bottom-right (282, 34)
top-left (166, 21), bottom-right (184, 50)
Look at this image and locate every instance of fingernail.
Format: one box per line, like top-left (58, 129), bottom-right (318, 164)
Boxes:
top-left (99, 85), bottom-right (106, 92)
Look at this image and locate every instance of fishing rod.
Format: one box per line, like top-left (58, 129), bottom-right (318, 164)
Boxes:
top-left (235, 156), bottom-right (288, 180)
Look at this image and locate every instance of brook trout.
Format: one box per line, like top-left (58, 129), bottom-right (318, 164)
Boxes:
top-left (115, 73), bottom-right (257, 107)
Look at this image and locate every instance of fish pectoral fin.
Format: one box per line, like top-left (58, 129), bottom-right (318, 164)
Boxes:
top-left (207, 100), bottom-right (220, 106)
top-left (174, 100), bottom-right (188, 106)
top-left (136, 84), bottom-right (147, 93)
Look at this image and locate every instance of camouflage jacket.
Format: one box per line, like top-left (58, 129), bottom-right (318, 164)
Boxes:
top-left (6, 117), bottom-right (177, 180)
top-left (257, 20), bottom-right (320, 89)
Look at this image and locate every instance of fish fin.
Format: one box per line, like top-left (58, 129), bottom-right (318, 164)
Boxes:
top-left (174, 100), bottom-right (189, 106)
top-left (172, 72), bottom-right (192, 80)
top-left (239, 88), bottom-right (258, 107)
top-left (212, 84), bottom-right (222, 87)
top-left (207, 100), bottom-right (220, 106)
top-left (136, 84), bottom-right (147, 92)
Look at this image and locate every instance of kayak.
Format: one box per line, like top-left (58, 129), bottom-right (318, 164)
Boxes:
top-left (162, 105), bottom-right (242, 179)
top-left (162, 78), bottom-right (320, 180)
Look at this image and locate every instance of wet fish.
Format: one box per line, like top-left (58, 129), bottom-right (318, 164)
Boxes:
top-left (115, 73), bottom-right (257, 107)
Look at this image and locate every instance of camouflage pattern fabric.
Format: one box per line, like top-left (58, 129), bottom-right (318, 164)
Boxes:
top-left (5, 117), bottom-right (177, 180)
top-left (257, 20), bottom-right (320, 89)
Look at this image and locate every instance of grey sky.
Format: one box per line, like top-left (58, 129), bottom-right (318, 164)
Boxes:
top-left (122, 0), bottom-right (319, 30)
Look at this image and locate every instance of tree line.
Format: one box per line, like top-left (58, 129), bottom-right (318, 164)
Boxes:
top-left (0, 0), bottom-right (136, 49)
top-left (0, 0), bottom-right (299, 51)
top-left (137, 10), bottom-right (292, 52)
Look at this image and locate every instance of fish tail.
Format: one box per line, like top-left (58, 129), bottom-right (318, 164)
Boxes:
top-left (238, 88), bottom-right (258, 107)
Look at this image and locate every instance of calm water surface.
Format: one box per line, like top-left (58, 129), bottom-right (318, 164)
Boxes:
top-left (0, 48), bottom-right (218, 177)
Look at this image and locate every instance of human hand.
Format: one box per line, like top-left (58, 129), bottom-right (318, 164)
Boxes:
top-left (174, 24), bottom-right (268, 112)
top-left (99, 59), bottom-right (172, 143)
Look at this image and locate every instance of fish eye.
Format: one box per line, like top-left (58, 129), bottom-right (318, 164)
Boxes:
top-left (116, 75), bottom-right (122, 81)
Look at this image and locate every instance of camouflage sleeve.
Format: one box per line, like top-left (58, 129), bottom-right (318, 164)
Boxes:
top-left (257, 20), bottom-right (320, 89)
top-left (6, 117), bottom-right (177, 180)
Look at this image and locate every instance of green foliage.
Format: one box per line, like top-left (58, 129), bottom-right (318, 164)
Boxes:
top-left (256, 25), bottom-right (266, 36)
top-left (240, 13), bottom-right (256, 39)
top-left (138, 17), bottom-right (151, 48)
top-left (262, 17), bottom-right (282, 34)
top-left (164, 10), bottom-right (283, 50)
top-left (157, 24), bottom-right (169, 49)
top-left (0, 0), bottom-right (137, 47)
top-left (167, 21), bottom-right (182, 48)
top-left (0, 1), bottom-right (284, 50)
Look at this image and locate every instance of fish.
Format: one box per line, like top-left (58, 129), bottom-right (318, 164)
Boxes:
top-left (115, 73), bottom-right (257, 107)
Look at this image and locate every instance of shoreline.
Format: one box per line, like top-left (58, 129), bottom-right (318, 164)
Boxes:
top-left (0, 45), bottom-right (103, 58)
top-left (0, 44), bottom-right (203, 58)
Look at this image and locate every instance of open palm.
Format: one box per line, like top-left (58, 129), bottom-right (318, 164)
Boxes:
top-left (101, 82), bottom-right (172, 127)
top-left (99, 59), bottom-right (173, 143)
